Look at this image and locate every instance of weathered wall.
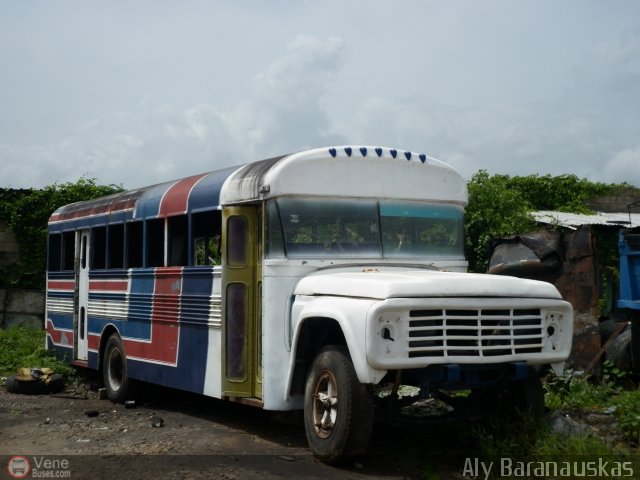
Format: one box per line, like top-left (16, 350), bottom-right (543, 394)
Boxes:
top-left (586, 188), bottom-right (640, 213)
top-left (0, 289), bottom-right (44, 329)
top-left (0, 219), bottom-right (20, 267)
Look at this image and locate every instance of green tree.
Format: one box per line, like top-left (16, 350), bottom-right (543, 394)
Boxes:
top-left (464, 171), bottom-right (632, 273)
top-left (1, 178), bottom-right (122, 289)
top-left (504, 174), bottom-right (615, 212)
top-left (465, 171), bottom-right (537, 273)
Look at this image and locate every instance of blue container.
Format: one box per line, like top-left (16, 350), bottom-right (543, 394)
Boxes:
top-left (618, 230), bottom-right (640, 311)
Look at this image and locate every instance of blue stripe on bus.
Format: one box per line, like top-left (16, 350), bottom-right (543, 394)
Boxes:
top-left (180, 268), bottom-right (215, 324)
top-left (48, 291), bottom-right (74, 299)
top-left (127, 269), bottom-right (154, 336)
top-left (187, 167), bottom-right (237, 212)
top-left (133, 183), bottom-right (170, 219)
top-left (88, 316), bottom-right (152, 340)
top-left (47, 336), bottom-right (73, 361)
top-left (126, 322), bottom-right (208, 394)
top-left (47, 312), bottom-right (74, 330)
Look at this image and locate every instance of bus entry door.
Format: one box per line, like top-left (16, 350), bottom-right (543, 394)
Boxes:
top-left (221, 206), bottom-right (262, 399)
top-left (75, 229), bottom-right (90, 361)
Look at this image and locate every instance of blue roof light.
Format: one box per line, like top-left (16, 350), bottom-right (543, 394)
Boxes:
top-left (404, 151), bottom-right (412, 160)
top-left (344, 147), bottom-right (352, 157)
top-left (419, 153), bottom-right (427, 163)
top-left (329, 148), bottom-right (337, 158)
top-left (359, 147), bottom-right (367, 157)
top-left (375, 147), bottom-right (383, 157)
top-left (390, 149), bottom-right (397, 158)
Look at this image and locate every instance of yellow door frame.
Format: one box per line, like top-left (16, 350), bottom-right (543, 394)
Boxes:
top-left (221, 205), bottom-right (262, 398)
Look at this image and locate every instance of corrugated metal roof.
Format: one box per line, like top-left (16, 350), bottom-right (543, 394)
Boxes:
top-left (533, 210), bottom-right (640, 229)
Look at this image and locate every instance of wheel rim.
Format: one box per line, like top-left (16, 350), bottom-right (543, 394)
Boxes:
top-left (107, 348), bottom-right (123, 392)
top-left (312, 369), bottom-right (339, 438)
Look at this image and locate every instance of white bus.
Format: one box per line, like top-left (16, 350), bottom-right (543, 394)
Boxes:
top-left (46, 146), bottom-right (573, 462)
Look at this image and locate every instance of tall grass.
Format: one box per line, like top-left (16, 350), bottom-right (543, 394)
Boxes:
top-left (0, 325), bottom-right (75, 378)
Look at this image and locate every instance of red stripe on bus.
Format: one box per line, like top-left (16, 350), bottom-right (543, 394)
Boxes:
top-left (46, 319), bottom-right (74, 345)
top-left (159, 173), bottom-right (207, 217)
top-left (47, 280), bottom-right (75, 290)
top-left (88, 333), bottom-right (100, 350)
top-left (89, 280), bottom-right (129, 291)
top-left (121, 268), bottom-right (182, 364)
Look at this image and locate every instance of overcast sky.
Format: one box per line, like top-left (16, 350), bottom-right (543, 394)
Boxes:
top-left (1, 1), bottom-right (639, 190)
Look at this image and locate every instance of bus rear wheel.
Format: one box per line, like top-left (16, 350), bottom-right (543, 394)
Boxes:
top-left (303, 346), bottom-right (374, 464)
top-left (102, 333), bottom-right (129, 402)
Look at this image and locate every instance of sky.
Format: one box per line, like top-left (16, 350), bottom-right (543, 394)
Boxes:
top-left (1, 0), bottom-right (639, 190)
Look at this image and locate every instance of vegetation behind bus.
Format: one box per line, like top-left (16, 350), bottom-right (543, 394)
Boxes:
top-left (464, 171), bottom-right (634, 273)
top-left (0, 172), bottom-right (635, 289)
top-left (0, 178), bottom-right (123, 290)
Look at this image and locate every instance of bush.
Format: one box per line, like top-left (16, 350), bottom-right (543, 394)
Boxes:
top-left (0, 326), bottom-right (75, 379)
top-left (0, 178), bottom-right (122, 290)
top-left (612, 390), bottom-right (640, 445)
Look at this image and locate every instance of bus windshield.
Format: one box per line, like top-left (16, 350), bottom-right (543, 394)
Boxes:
top-left (268, 198), bottom-right (463, 259)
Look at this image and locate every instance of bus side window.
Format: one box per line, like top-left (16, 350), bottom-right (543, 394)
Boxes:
top-left (168, 215), bottom-right (188, 266)
top-left (126, 222), bottom-right (143, 268)
top-left (108, 224), bottom-right (125, 269)
top-left (48, 233), bottom-right (62, 271)
top-left (146, 219), bottom-right (165, 267)
top-left (92, 226), bottom-right (106, 269)
top-left (192, 210), bottom-right (221, 266)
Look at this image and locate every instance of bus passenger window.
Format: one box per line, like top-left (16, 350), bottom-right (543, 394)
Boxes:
top-left (92, 226), bottom-right (106, 269)
top-left (62, 231), bottom-right (75, 271)
top-left (48, 234), bottom-right (62, 271)
top-left (126, 222), bottom-right (143, 268)
top-left (146, 219), bottom-right (165, 267)
top-left (168, 215), bottom-right (188, 266)
top-left (108, 224), bottom-right (124, 269)
top-left (191, 210), bottom-right (222, 266)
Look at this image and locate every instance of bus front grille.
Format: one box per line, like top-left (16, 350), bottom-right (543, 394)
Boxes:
top-left (407, 308), bottom-right (544, 358)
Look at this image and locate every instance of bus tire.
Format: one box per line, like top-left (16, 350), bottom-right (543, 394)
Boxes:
top-left (303, 345), bottom-right (374, 464)
top-left (102, 333), bottom-right (129, 403)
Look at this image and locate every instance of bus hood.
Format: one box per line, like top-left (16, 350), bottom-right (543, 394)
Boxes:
top-left (293, 268), bottom-right (562, 300)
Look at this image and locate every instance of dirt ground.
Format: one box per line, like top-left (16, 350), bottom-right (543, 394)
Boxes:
top-left (2, 375), bottom-right (634, 480)
top-left (1, 375), bottom-right (472, 480)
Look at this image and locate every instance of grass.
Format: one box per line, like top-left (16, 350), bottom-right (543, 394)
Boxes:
top-left (0, 325), bottom-right (76, 379)
top-left (544, 366), bottom-right (640, 448)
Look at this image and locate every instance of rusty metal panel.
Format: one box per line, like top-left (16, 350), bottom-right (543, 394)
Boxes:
top-left (488, 226), bottom-right (601, 369)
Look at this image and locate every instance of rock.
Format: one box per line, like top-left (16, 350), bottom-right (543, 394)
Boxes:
top-left (151, 416), bottom-right (164, 428)
top-left (548, 411), bottom-right (592, 437)
top-left (84, 410), bottom-right (100, 418)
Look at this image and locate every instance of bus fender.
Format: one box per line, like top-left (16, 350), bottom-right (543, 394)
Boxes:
top-left (284, 296), bottom-right (387, 398)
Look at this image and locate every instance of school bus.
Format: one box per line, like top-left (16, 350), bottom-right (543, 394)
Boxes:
top-left (46, 146), bottom-right (573, 462)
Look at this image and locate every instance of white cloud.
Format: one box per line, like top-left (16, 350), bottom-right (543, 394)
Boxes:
top-left (603, 147), bottom-right (640, 186)
top-left (1, 4), bottom-right (639, 191)
top-left (0, 35), bottom-right (347, 188)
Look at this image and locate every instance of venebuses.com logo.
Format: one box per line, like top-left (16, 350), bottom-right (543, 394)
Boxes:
top-left (7, 456), bottom-right (30, 479)
top-left (6, 456), bottom-right (71, 479)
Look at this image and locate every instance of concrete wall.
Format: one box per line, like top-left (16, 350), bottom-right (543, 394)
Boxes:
top-left (586, 188), bottom-right (640, 213)
top-left (0, 289), bottom-right (44, 329)
top-left (0, 219), bottom-right (20, 267)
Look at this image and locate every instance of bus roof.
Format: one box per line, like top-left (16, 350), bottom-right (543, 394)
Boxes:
top-left (48, 146), bottom-right (467, 230)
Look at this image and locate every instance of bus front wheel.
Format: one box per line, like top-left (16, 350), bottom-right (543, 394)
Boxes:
top-left (303, 346), bottom-right (374, 464)
top-left (102, 333), bottom-right (129, 403)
